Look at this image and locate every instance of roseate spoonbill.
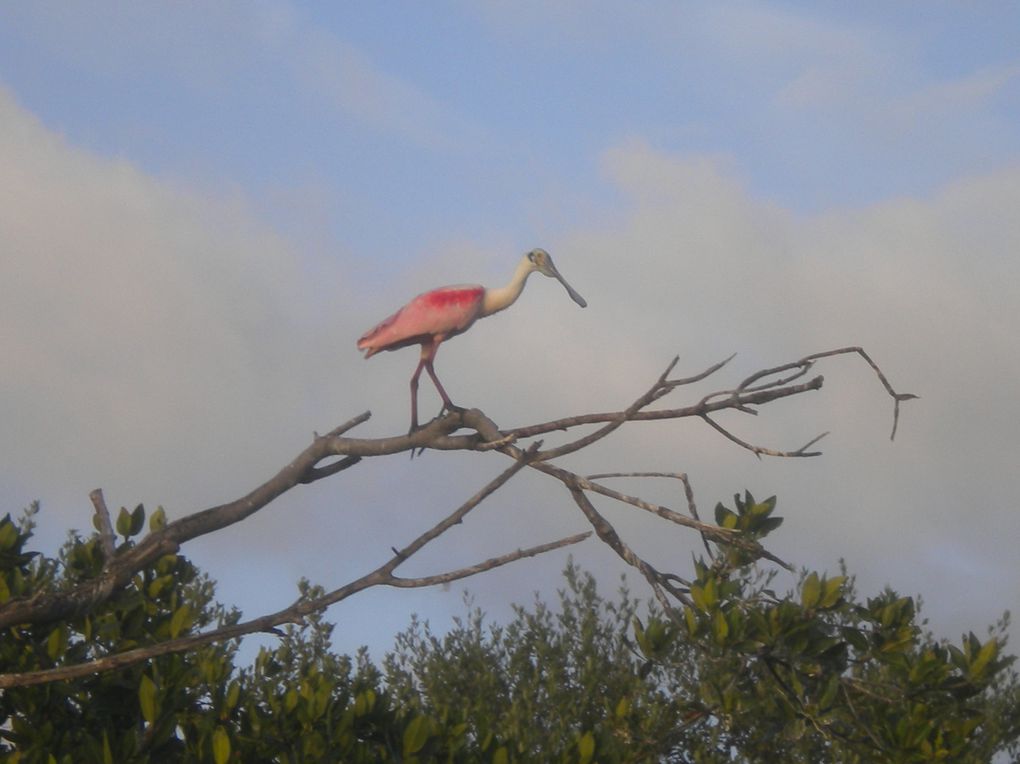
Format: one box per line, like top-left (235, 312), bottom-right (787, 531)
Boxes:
top-left (358, 248), bottom-right (586, 431)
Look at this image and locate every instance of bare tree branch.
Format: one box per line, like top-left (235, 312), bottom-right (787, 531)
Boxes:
top-left (501, 376), bottom-right (825, 443)
top-left (0, 346), bottom-right (914, 688)
top-left (0, 530), bottom-right (591, 690)
top-left (567, 486), bottom-right (689, 617)
top-left (533, 459), bottom-right (793, 571)
top-left (0, 453), bottom-right (588, 689)
top-left (386, 533), bottom-right (592, 589)
top-left (535, 356), bottom-right (681, 461)
top-left (588, 472), bottom-right (714, 560)
top-left (700, 414), bottom-right (829, 459)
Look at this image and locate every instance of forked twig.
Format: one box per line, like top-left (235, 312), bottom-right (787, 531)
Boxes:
top-left (588, 471), bottom-right (714, 560)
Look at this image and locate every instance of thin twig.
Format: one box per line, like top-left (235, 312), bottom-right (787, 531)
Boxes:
top-left (795, 347), bottom-right (917, 440)
top-left (502, 376), bottom-right (825, 442)
top-left (0, 530), bottom-right (589, 690)
top-left (385, 442), bottom-right (542, 566)
top-left (700, 414), bottom-right (828, 459)
top-left (535, 356), bottom-right (680, 461)
top-left (388, 532), bottom-right (592, 588)
top-left (586, 471), bottom-right (714, 560)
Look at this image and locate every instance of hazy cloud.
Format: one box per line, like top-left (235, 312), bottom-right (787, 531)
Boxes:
top-left (2, 1), bottom-right (481, 152)
top-left (0, 85), bottom-right (318, 533)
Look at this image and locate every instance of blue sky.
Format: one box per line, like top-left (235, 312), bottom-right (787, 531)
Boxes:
top-left (2, 2), bottom-right (1019, 660)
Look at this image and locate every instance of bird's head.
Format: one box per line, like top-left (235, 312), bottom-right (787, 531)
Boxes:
top-left (526, 248), bottom-right (587, 308)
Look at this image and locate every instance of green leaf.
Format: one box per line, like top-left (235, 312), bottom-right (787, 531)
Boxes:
top-left (0, 517), bottom-right (17, 551)
top-left (147, 574), bottom-right (172, 599)
top-left (821, 576), bottom-right (846, 608)
top-left (139, 674), bottom-right (158, 724)
top-left (115, 507), bottom-right (132, 538)
top-left (578, 731), bottom-right (596, 764)
top-left (492, 747), bottom-right (509, 764)
top-left (969, 638), bottom-right (998, 680)
top-left (714, 502), bottom-right (728, 525)
top-left (715, 502), bottom-right (739, 527)
top-left (225, 679), bottom-right (241, 711)
top-left (691, 578), bottom-right (717, 612)
top-left (615, 697), bottom-right (630, 719)
top-left (646, 618), bottom-right (667, 651)
top-left (46, 624), bottom-right (68, 661)
top-left (632, 617), bottom-right (649, 656)
top-left (150, 506), bottom-right (167, 531)
top-left (684, 605), bottom-right (698, 636)
top-left (354, 689), bottom-right (376, 716)
top-left (801, 572), bottom-right (821, 609)
top-left (843, 627), bottom-right (869, 653)
top-left (212, 725), bottom-right (230, 764)
top-left (102, 731), bottom-right (113, 764)
top-left (713, 610), bottom-right (730, 644)
top-left (819, 675), bottom-right (841, 710)
top-left (129, 504), bottom-right (145, 536)
top-left (170, 604), bottom-right (192, 639)
top-left (403, 715), bottom-right (430, 755)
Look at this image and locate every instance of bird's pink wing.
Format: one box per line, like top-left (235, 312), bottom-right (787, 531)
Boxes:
top-left (358, 285), bottom-right (484, 357)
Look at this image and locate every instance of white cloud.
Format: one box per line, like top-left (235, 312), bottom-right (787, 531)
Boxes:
top-left (0, 84), bottom-right (327, 531)
top-left (470, 141), bottom-right (1020, 639)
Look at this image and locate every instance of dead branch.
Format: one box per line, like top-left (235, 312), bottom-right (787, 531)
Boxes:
top-left (568, 486), bottom-right (690, 617)
top-left (0, 346), bottom-right (915, 688)
top-left (589, 472), bottom-right (714, 560)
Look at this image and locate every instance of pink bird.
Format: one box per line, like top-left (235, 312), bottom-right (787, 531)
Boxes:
top-left (358, 248), bottom-right (587, 431)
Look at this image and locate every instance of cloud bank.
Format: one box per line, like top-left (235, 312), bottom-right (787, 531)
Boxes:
top-left (2, 76), bottom-right (1018, 653)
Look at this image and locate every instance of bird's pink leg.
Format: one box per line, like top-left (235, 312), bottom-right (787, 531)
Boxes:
top-left (409, 352), bottom-right (428, 432)
top-left (421, 340), bottom-right (460, 416)
top-left (409, 339), bottom-right (461, 435)
top-left (424, 360), bottom-right (458, 410)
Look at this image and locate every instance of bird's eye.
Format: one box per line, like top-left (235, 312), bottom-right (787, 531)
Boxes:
top-left (528, 251), bottom-right (537, 263)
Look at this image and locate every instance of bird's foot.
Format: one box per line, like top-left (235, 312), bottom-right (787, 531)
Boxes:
top-left (407, 421), bottom-right (425, 459)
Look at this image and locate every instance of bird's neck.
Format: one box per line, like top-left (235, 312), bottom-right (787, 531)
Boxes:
top-left (481, 258), bottom-right (533, 317)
